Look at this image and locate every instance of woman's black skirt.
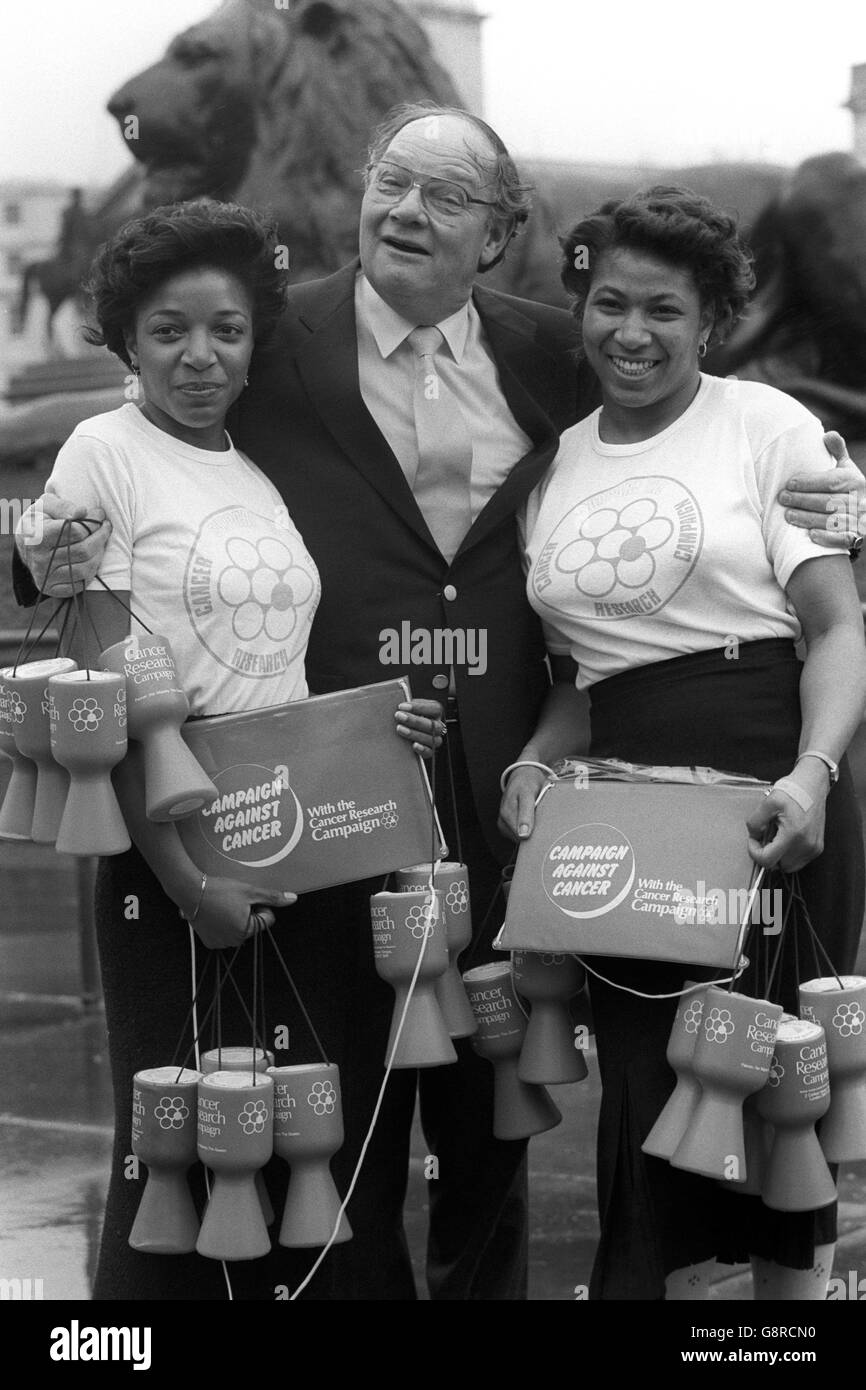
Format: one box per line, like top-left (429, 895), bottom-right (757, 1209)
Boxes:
top-left (584, 638), bottom-right (864, 1299)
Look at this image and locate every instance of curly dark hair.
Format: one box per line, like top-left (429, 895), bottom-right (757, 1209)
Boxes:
top-left (82, 199), bottom-right (289, 368)
top-left (560, 185), bottom-right (755, 345)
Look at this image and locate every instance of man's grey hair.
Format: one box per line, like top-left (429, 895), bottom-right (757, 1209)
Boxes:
top-left (365, 101), bottom-right (533, 272)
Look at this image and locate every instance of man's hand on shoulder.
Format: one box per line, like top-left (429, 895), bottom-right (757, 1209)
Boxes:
top-left (16, 494), bottom-right (111, 596)
top-left (778, 431), bottom-right (866, 553)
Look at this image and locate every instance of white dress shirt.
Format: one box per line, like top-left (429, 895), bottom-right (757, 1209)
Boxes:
top-left (355, 272), bottom-right (533, 525)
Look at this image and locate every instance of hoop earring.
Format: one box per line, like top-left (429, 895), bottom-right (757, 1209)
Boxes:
top-left (698, 340), bottom-right (708, 359)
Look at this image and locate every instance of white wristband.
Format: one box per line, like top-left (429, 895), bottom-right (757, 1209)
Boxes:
top-left (500, 760), bottom-right (556, 794)
top-left (796, 750), bottom-right (839, 783)
top-left (771, 777), bottom-right (814, 813)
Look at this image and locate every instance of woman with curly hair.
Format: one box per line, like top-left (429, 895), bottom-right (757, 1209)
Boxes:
top-left (500, 186), bottom-right (866, 1300)
top-left (39, 198), bottom-right (442, 1299)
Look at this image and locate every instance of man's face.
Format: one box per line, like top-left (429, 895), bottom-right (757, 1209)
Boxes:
top-left (359, 114), bottom-right (511, 324)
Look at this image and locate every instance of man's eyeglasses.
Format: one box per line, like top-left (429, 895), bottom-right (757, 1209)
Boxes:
top-left (365, 161), bottom-right (497, 220)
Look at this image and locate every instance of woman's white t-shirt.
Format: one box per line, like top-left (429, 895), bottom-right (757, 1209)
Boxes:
top-left (48, 403), bottom-right (320, 716)
top-left (522, 375), bottom-right (837, 690)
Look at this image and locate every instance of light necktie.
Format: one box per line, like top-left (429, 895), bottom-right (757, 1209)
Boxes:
top-left (407, 326), bottom-right (473, 563)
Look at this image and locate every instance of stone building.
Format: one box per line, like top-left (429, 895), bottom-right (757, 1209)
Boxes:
top-left (845, 63), bottom-right (866, 161)
top-left (405, 0), bottom-right (485, 114)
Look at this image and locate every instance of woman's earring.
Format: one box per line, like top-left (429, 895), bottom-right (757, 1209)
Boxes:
top-left (130, 359), bottom-right (140, 375)
top-left (243, 374), bottom-right (249, 387)
top-left (697, 340), bottom-right (708, 359)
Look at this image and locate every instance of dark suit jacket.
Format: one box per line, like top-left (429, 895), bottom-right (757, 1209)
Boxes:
top-left (232, 263), bottom-right (593, 857)
top-left (14, 262), bottom-right (595, 857)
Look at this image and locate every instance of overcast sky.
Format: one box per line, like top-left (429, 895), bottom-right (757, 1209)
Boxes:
top-left (1, 0), bottom-right (863, 186)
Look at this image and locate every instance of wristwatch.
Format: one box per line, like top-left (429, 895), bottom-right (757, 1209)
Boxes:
top-left (849, 535), bottom-right (864, 562)
top-left (796, 750), bottom-right (839, 783)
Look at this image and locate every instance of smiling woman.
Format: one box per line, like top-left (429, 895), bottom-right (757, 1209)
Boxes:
top-left (81, 200), bottom-right (287, 453)
top-left (561, 186), bottom-right (755, 444)
top-left (124, 267), bottom-right (253, 451)
top-left (20, 195), bottom-right (444, 1301)
top-left (580, 251), bottom-right (711, 438)
top-left (505, 184), bottom-right (866, 1301)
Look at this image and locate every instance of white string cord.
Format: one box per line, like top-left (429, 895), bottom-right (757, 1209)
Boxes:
top-left (289, 865), bottom-right (442, 1300)
top-left (188, 924), bottom-right (233, 1302)
top-left (570, 870), bottom-right (764, 1000)
top-left (574, 957), bottom-right (748, 1000)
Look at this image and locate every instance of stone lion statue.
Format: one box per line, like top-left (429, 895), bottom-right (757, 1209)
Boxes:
top-left (104, 0), bottom-right (564, 300)
top-left (713, 152), bottom-right (866, 442)
top-left (62, 0), bottom-right (791, 313)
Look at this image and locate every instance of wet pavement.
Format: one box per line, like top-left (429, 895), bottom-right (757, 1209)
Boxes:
top-left (2, 838), bottom-right (866, 1302)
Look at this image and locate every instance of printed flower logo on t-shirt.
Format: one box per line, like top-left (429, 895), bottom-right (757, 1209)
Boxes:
top-left (555, 498), bottom-right (674, 599)
top-left (531, 476), bottom-right (703, 621)
top-left (217, 536), bottom-right (317, 643)
top-left (183, 507), bottom-right (320, 679)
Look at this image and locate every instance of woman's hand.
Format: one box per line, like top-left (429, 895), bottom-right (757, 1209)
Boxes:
top-left (394, 699), bottom-right (445, 757)
top-left (185, 877), bottom-right (296, 951)
top-left (498, 766), bottom-right (549, 842)
top-left (746, 766), bottom-right (830, 872)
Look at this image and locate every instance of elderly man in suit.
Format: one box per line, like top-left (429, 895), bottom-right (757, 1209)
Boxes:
top-left (16, 103), bottom-right (865, 1301)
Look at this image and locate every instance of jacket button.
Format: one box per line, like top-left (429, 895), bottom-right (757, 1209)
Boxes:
top-left (443, 584), bottom-right (457, 601)
top-left (432, 674), bottom-right (449, 690)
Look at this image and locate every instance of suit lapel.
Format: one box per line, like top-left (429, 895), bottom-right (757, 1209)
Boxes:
top-left (294, 265), bottom-right (436, 547)
top-left (475, 287), bottom-right (573, 433)
top-left (454, 288), bottom-right (564, 558)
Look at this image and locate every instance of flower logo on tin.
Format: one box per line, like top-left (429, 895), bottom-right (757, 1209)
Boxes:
top-left (704, 1007), bottom-right (735, 1043)
top-left (381, 810), bottom-right (399, 829)
top-left (238, 1100), bottom-right (268, 1134)
top-left (69, 698), bottom-right (103, 733)
top-left (154, 1096), bottom-right (189, 1129)
top-left (8, 691), bottom-right (25, 724)
top-left (832, 1002), bottom-right (865, 1038)
top-left (307, 1080), bottom-right (336, 1116)
top-left (445, 881), bottom-right (469, 913)
top-left (406, 903), bottom-right (434, 939)
top-left (767, 1059), bottom-right (784, 1088)
top-left (683, 999), bottom-right (704, 1034)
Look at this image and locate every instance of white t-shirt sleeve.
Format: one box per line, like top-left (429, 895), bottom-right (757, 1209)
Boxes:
top-left (749, 417), bottom-right (838, 591)
top-left (46, 431), bottom-right (135, 590)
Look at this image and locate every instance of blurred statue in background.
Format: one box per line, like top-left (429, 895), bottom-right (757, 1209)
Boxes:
top-left (714, 153), bottom-right (866, 444)
top-left (13, 0), bottom-right (791, 351)
top-left (16, 190), bottom-right (102, 353)
top-left (104, 0), bottom-right (565, 302)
